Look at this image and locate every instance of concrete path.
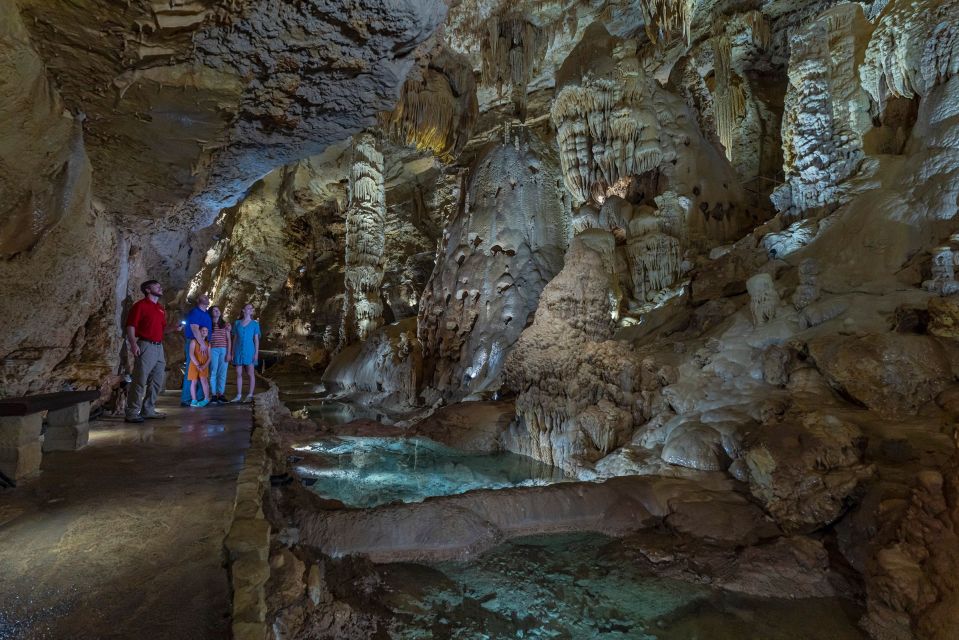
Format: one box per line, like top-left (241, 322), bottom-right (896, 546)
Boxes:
top-left (0, 393), bottom-right (252, 640)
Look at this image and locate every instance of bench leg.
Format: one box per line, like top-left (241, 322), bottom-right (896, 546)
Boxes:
top-left (43, 422), bottom-right (90, 452)
top-left (47, 401), bottom-right (91, 429)
top-left (0, 414), bottom-right (44, 480)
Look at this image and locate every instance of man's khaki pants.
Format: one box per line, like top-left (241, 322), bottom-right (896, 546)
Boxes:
top-left (126, 341), bottom-right (166, 419)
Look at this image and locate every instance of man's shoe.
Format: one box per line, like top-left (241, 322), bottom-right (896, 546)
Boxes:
top-left (124, 415), bottom-right (145, 424)
top-left (142, 412), bottom-right (166, 420)
top-left (180, 401), bottom-right (191, 407)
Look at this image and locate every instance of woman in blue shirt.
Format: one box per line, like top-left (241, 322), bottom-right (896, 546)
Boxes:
top-left (231, 303), bottom-right (261, 403)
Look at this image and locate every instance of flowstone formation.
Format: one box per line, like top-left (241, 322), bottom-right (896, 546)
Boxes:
top-left (417, 127), bottom-right (569, 404)
top-left (503, 230), bottom-right (648, 470)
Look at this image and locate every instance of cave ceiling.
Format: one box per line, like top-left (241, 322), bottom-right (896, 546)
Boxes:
top-left (15, 0), bottom-right (446, 230)
top-left (10, 0), bottom-right (770, 233)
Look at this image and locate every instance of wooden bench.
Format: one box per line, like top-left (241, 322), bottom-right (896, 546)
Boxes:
top-left (0, 391), bottom-right (100, 485)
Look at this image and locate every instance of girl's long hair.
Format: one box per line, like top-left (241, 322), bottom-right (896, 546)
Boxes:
top-left (209, 305), bottom-right (227, 329)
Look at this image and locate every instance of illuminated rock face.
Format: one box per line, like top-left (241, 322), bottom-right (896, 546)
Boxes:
top-left (0, 3), bottom-right (123, 395)
top-left (418, 129), bottom-right (569, 404)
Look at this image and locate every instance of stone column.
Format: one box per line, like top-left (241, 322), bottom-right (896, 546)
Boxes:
top-left (340, 131), bottom-right (386, 348)
top-left (43, 401), bottom-right (91, 451)
top-left (0, 413), bottom-right (43, 481)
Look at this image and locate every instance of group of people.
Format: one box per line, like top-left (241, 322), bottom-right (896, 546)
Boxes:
top-left (178, 293), bottom-right (261, 408)
top-left (123, 279), bottom-right (262, 424)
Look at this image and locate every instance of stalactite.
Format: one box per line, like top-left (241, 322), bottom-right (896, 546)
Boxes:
top-left (710, 32), bottom-right (743, 156)
top-left (340, 131), bottom-right (386, 348)
top-left (480, 12), bottom-right (546, 115)
top-left (639, 0), bottom-right (694, 45)
top-left (860, 0), bottom-right (959, 106)
top-left (380, 50), bottom-right (477, 161)
top-left (744, 10), bottom-right (771, 50)
top-left (708, 11), bottom-right (771, 172)
top-left (551, 44), bottom-right (669, 205)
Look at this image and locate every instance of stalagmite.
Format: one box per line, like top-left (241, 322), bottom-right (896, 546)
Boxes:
top-left (340, 132), bottom-right (386, 348)
top-left (417, 128), bottom-right (568, 403)
top-left (792, 258), bottom-right (821, 310)
top-left (747, 273), bottom-right (780, 325)
top-left (923, 247), bottom-right (959, 296)
top-left (771, 4), bottom-right (872, 219)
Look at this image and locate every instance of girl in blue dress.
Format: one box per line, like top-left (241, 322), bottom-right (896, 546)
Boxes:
top-left (231, 303), bottom-right (261, 403)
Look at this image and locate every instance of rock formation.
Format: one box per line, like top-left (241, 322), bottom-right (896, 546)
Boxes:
top-left (340, 132), bottom-right (388, 348)
top-left (6, 0), bottom-right (959, 638)
top-left (417, 127), bottom-right (569, 403)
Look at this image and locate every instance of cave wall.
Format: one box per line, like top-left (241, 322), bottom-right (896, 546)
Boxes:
top-left (0, 3), bottom-right (125, 396)
top-left (4, 2), bottom-right (959, 635)
top-left (0, 0), bottom-right (450, 394)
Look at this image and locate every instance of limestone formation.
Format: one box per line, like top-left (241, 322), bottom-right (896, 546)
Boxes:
top-left (922, 247), bottom-right (959, 295)
top-left (340, 132), bottom-right (388, 348)
top-left (747, 273), bottom-right (780, 325)
top-left (744, 412), bottom-right (873, 532)
top-left (807, 334), bottom-right (953, 417)
top-left (6, 1), bottom-right (959, 638)
top-left (502, 230), bottom-right (649, 472)
top-left (790, 258), bottom-right (820, 310)
top-left (417, 128), bottom-right (568, 403)
top-left (772, 4), bottom-right (872, 219)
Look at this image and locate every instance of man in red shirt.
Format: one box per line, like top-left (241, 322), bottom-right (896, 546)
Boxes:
top-left (124, 280), bottom-right (168, 423)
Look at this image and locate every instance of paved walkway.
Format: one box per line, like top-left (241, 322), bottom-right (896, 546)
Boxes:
top-left (0, 393), bottom-right (252, 640)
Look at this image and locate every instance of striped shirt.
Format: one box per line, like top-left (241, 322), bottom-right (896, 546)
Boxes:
top-left (210, 324), bottom-right (231, 348)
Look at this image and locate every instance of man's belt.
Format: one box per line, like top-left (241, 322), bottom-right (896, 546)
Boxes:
top-left (138, 339), bottom-right (162, 346)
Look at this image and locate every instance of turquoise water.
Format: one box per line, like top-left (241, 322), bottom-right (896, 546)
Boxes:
top-left (375, 533), bottom-right (867, 640)
top-left (294, 436), bottom-right (571, 508)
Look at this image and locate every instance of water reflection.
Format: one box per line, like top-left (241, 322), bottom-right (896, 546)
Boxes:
top-left (381, 533), bottom-right (868, 640)
top-left (296, 436), bottom-right (571, 508)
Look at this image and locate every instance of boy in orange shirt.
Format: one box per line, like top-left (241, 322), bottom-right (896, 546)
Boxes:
top-left (188, 326), bottom-right (212, 408)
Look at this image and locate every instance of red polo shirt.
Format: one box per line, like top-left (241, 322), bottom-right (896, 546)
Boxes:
top-left (126, 298), bottom-right (166, 343)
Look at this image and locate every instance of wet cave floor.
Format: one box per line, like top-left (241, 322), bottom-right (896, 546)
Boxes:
top-left (368, 533), bottom-right (867, 640)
